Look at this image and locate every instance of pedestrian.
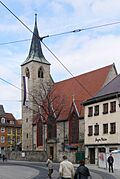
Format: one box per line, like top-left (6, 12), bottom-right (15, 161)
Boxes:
top-left (2, 154), bottom-right (7, 162)
top-left (59, 155), bottom-right (75, 179)
top-left (107, 153), bottom-right (114, 173)
top-left (74, 160), bottom-right (91, 179)
top-left (46, 155), bottom-right (53, 179)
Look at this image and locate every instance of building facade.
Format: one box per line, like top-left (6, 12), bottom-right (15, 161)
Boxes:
top-left (21, 14), bottom-right (53, 151)
top-left (83, 74), bottom-right (120, 165)
top-left (21, 15), bottom-right (118, 162)
top-left (0, 105), bottom-right (22, 156)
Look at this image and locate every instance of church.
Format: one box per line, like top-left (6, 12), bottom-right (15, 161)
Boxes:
top-left (21, 15), bottom-right (117, 162)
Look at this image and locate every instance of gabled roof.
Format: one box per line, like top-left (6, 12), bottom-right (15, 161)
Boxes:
top-left (52, 64), bottom-right (117, 120)
top-left (6, 113), bottom-right (15, 121)
top-left (83, 73), bottom-right (120, 105)
top-left (95, 74), bottom-right (120, 97)
top-left (21, 14), bottom-right (50, 66)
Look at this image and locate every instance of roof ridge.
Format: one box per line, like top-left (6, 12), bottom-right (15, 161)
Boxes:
top-left (55, 64), bottom-right (113, 84)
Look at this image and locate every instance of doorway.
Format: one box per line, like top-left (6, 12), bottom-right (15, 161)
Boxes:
top-left (50, 146), bottom-right (54, 159)
top-left (89, 148), bottom-right (95, 164)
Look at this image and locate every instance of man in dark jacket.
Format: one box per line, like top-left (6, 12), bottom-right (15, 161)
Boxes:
top-left (107, 153), bottom-right (114, 173)
top-left (74, 160), bottom-right (90, 179)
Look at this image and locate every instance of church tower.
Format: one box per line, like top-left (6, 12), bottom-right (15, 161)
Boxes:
top-left (21, 14), bottom-right (53, 151)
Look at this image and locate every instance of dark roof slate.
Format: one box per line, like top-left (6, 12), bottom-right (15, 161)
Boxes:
top-left (21, 14), bottom-right (50, 66)
top-left (83, 74), bottom-right (120, 105)
top-left (0, 105), bottom-right (5, 116)
top-left (95, 74), bottom-right (120, 98)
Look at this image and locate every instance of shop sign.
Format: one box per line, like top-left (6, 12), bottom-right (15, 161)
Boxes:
top-left (95, 137), bottom-right (107, 142)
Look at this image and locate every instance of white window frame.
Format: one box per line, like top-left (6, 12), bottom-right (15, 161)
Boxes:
top-left (1, 127), bottom-right (5, 133)
top-left (1, 136), bottom-right (5, 143)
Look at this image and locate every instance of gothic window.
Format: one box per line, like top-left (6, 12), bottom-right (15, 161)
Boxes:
top-left (69, 111), bottom-right (79, 144)
top-left (38, 67), bottom-right (44, 78)
top-left (37, 120), bottom-right (43, 146)
top-left (25, 67), bottom-right (30, 78)
top-left (47, 116), bottom-right (56, 140)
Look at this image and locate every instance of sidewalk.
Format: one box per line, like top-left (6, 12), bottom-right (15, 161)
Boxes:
top-left (84, 164), bottom-right (120, 179)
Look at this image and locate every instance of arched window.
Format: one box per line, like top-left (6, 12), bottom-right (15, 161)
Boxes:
top-left (25, 67), bottom-right (30, 78)
top-left (38, 67), bottom-right (44, 78)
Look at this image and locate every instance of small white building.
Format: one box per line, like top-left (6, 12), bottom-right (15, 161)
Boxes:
top-left (83, 74), bottom-right (120, 165)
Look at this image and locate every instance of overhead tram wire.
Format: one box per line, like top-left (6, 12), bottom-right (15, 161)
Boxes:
top-left (1, 1), bottom-right (120, 41)
top-left (0, 39), bottom-right (31, 46)
top-left (0, 1), bottom-right (92, 97)
top-left (0, 76), bottom-right (38, 104)
top-left (1, 20), bottom-right (120, 46)
top-left (0, 99), bottom-right (22, 102)
top-left (1, 2), bottom-right (120, 97)
top-left (41, 40), bottom-right (92, 97)
top-left (41, 21), bottom-right (120, 39)
top-left (0, 77), bottom-right (21, 91)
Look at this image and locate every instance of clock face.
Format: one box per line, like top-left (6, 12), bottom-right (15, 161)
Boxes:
top-left (1, 117), bottom-right (5, 124)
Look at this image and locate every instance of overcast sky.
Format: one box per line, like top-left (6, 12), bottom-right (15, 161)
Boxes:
top-left (0, 0), bottom-right (120, 119)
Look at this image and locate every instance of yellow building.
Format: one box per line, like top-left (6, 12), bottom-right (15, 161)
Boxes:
top-left (0, 105), bottom-right (22, 156)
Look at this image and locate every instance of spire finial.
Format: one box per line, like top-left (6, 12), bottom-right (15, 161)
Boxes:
top-left (35, 13), bottom-right (37, 25)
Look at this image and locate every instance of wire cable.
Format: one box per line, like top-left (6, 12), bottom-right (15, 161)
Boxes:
top-left (0, 77), bottom-right (21, 90)
top-left (41, 21), bottom-right (120, 39)
top-left (0, 1), bottom-right (35, 35)
top-left (0, 1), bottom-right (92, 97)
top-left (0, 39), bottom-right (31, 46)
top-left (1, 20), bottom-right (120, 46)
top-left (2, 1), bottom-right (119, 97)
top-left (41, 41), bottom-right (92, 97)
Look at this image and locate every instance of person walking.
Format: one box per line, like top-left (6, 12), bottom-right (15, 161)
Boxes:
top-left (107, 153), bottom-right (114, 173)
top-left (2, 154), bottom-right (7, 162)
top-left (59, 155), bottom-right (75, 179)
top-left (74, 160), bottom-right (91, 179)
top-left (46, 155), bottom-right (53, 178)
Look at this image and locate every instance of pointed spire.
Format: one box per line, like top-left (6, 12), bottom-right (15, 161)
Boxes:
top-left (21, 14), bottom-right (50, 66)
top-left (35, 13), bottom-right (37, 26)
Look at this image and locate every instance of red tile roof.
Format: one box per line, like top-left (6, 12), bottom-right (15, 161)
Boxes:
top-left (5, 113), bottom-right (22, 127)
top-left (5, 113), bottom-right (15, 121)
top-left (16, 119), bottom-right (23, 126)
top-left (52, 64), bottom-right (116, 120)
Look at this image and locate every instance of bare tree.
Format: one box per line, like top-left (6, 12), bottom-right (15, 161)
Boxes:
top-left (25, 81), bottom-right (67, 141)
